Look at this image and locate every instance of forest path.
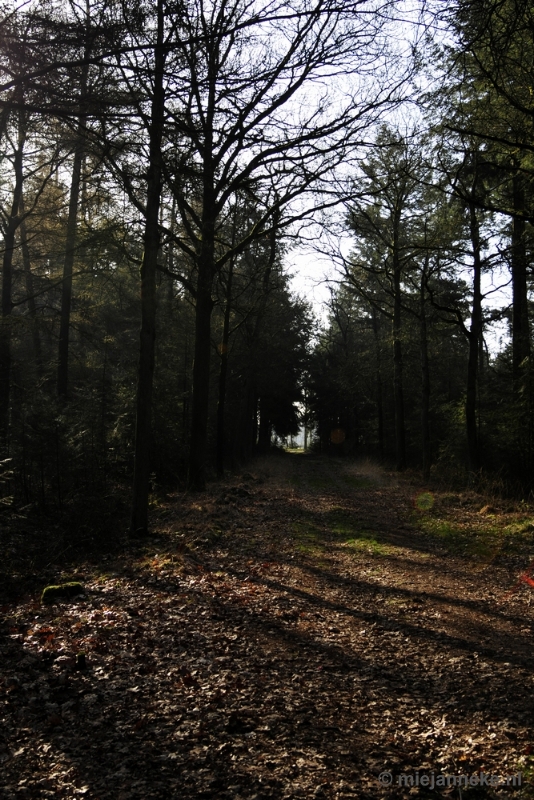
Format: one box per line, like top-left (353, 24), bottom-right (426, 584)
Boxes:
top-left (2, 454), bottom-right (534, 799)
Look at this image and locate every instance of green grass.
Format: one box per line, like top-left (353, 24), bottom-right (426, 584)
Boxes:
top-left (342, 535), bottom-right (391, 555)
top-left (290, 509), bottom-right (389, 557)
top-left (414, 510), bottom-right (534, 562)
top-left (515, 756), bottom-right (534, 799)
top-left (415, 515), bottom-right (500, 558)
top-left (327, 508), bottom-right (355, 538)
top-left (327, 507), bottom-right (372, 537)
top-left (291, 519), bottom-right (324, 554)
top-left (503, 516), bottom-right (534, 538)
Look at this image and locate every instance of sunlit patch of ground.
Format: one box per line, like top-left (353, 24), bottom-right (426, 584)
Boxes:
top-left (2, 455), bottom-right (534, 799)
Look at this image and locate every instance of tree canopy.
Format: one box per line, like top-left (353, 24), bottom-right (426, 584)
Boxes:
top-left (0, 0), bottom-right (533, 534)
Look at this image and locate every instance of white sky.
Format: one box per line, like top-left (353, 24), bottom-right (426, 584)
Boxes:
top-left (287, 226), bottom-right (514, 355)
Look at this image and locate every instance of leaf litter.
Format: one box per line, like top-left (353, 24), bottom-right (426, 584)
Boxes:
top-left (1, 454), bottom-right (534, 799)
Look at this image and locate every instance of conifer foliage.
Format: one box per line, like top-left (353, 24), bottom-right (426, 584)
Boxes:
top-left (0, 0), bottom-right (404, 530)
top-left (1, 0), bottom-right (534, 539)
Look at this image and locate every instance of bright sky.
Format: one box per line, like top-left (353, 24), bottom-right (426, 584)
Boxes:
top-left (287, 217), bottom-right (514, 354)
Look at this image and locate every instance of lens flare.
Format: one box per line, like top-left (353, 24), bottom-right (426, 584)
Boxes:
top-left (415, 491), bottom-right (434, 511)
top-left (330, 428), bottom-right (345, 444)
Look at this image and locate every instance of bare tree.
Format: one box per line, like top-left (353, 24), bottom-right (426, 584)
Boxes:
top-left (129, 0), bottom-right (167, 535)
top-left (63, 0), bottom-right (410, 528)
top-left (158, 0), bottom-right (408, 488)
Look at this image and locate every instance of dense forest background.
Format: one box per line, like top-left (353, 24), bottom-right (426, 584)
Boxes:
top-left (0, 0), bottom-right (533, 538)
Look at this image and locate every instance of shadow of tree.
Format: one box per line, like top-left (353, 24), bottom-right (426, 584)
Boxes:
top-left (1, 454), bottom-right (533, 799)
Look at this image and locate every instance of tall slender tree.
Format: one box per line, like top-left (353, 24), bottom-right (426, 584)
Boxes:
top-left (345, 128), bottom-right (428, 470)
top-left (0, 91), bottom-right (25, 439)
top-left (130, 0), bottom-right (166, 536)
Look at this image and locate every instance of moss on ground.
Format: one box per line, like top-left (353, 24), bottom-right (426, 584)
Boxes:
top-left (41, 582), bottom-right (84, 604)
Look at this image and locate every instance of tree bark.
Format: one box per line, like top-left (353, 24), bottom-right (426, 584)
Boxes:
top-left (511, 170), bottom-right (530, 388)
top-left (187, 119), bottom-right (216, 489)
top-left (257, 401), bottom-right (272, 452)
top-left (56, 53), bottom-right (89, 400)
top-left (188, 268), bottom-right (215, 490)
top-left (392, 210), bottom-right (406, 471)
top-left (466, 199), bottom-right (483, 475)
top-left (56, 141), bottom-right (84, 399)
top-left (130, 0), bottom-right (166, 535)
top-left (0, 103), bottom-right (25, 440)
top-left (371, 308), bottom-right (384, 463)
top-left (215, 255), bottom-right (234, 476)
top-left (19, 193), bottom-right (42, 371)
top-left (420, 258), bottom-right (431, 481)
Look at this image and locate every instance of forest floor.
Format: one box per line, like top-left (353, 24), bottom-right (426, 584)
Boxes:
top-left (2, 453), bottom-right (534, 799)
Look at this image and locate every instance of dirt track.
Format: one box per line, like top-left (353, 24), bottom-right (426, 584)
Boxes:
top-left (1, 454), bottom-right (534, 798)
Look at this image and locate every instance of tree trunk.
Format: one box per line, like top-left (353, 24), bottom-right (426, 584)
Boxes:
top-left (420, 260), bottom-right (431, 481)
top-left (0, 104), bottom-right (25, 440)
top-left (371, 308), bottom-right (384, 463)
top-left (257, 401), bottom-right (271, 452)
top-left (187, 63), bottom-right (217, 489)
top-left (234, 382), bottom-right (257, 464)
top-left (56, 63), bottom-right (88, 400)
top-left (19, 193), bottom-right (42, 372)
top-left (466, 199), bottom-right (483, 475)
top-left (392, 212), bottom-right (406, 471)
top-left (188, 269), bottom-right (215, 490)
top-left (182, 331), bottom-right (190, 446)
top-left (239, 213), bottom-right (279, 460)
top-left (216, 255), bottom-right (234, 476)
top-left (130, 0), bottom-right (166, 535)
top-left (511, 171), bottom-right (530, 388)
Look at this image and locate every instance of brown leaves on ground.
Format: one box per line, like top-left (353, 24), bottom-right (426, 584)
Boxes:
top-left (1, 454), bottom-right (534, 799)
